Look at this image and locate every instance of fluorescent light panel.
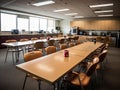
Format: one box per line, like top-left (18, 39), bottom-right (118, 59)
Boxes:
top-left (94, 10), bottom-right (113, 13)
top-left (33, 0), bottom-right (55, 6)
top-left (65, 13), bottom-right (78, 15)
top-left (89, 3), bottom-right (113, 8)
top-left (54, 9), bottom-right (70, 12)
top-left (98, 14), bottom-right (113, 17)
top-left (74, 16), bottom-right (84, 18)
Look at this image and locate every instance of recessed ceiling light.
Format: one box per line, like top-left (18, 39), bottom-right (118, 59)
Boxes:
top-left (65, 13), bottom-right (78, 15)
top-left (94, 10), bottom-right (113, 13)
top-left (33, 0), bottom-right (55, 6)
top-left (89, 3), bottom-right (113, 8)
top-left (98, 14), bottom-right (113, 17)
top-left (53, 9), bottom-right (70, 12)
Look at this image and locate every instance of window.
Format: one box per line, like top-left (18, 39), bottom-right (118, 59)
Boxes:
top-left (40, 18), bottom-right (47, 32)
top-left (47, 19), bottom-right (55, 33)
top-left (0, 12), bottom-right (56, 33)
top-left (30, 17), bottom-right (39, 31)
top-left (18, 18), bottom-right (29, 32)
top-left (1, 13), bottom-right (17, 31)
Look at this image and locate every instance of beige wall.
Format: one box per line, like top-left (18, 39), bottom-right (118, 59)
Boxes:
top-left (70, 18), bottom-right (120, 30)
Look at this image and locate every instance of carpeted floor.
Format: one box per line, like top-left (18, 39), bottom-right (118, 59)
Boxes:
top-left (0, 47), bottom-right (120, 90)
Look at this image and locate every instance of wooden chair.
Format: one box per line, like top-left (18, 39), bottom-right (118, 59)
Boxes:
top-left (96, 36), bottom-right (102, 42)
top-left (4, 39), bottom-right (24, 64)
top-left (90, 49), bottom-right (108, 82)
top-left (31, 37), bottom-right (38, 40)
top-left (60, 44), bottom-right (67, 50)
top-left (47, 40), bottom-right (55, 46)
top-left (103, 36), bottom-right (111, 45)
top-left (20, 38), bottom-right (29, 42)
top-left (67, 37), bottom-right (75, 47)
top-left (74, 36), bottom-right (79, 45)
top-left (84, 49), bottom-right (108, 80)
top-left (78, 36), bottom-right (88, 43)
top-left (58, 39), bottom-right (68, 50)
top-left (59, 39), bottom-right (65, 44)
top-left (45, 46), bottom-right (56, 55)
top-left (20, 38), bottom-right (30, 52)
top-left (28, 38), bottom-right (39, 51)
top-left (69, 43), bottom-right (75, 47)
top-left (34, 41), bottom-right (45, 53)
top-left (97, 49), bottom-right (108, 69)
top-left (62, 57), bottom-right (99, 90)
top-left (22, 50), bottom-right (42, 90)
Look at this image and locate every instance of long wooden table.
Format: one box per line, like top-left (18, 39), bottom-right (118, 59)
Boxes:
top-left (16, 42), bottom-right (103, 89)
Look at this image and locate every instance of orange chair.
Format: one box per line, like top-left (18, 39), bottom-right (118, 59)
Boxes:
top-left (62, 57), bottom-right (99, 90)
top-left (20, 38), bottom-right (31, 52)
top-left (74, 36), bottom-right (79, 45)
top-left (47, 40), bottom-right (55, 46)
top-left (67, 37), bottom-right (75, 47)
top-left (24, 51), bottom-right (42, 61)
top-left (60, 44), bottom-right (67, 50)
top-left (20, 38), bottom-right (29, 42)
top-left (31, 37), bottom-right (38, 40)
top-left (85, 49), bottom-right (108, 80)
top-left (97, 49), bottom-right (108, 68)
top-left (22, 50), bottom-right (42, 90)
top-left (96, 36), bottom-right (102, 42)
top-left (45, 46), bottom-right (56, 55)
top-left (34, 41), bottom-right (45, 52)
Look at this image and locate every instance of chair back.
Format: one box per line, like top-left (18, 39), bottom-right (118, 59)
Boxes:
top-left (24, 51), bottom-right (42, 62)
top-left (59, 39), bottom-right (65, 44)
top-left (34, 41), bottom-right (45, 50)
top-left (5, 39), bottom-right (17, 43)
top-left (103, 36), bottom-right (111, 44)
top-left (69, 43), bottom-right (74, 47)
top-left (60, 44), bottom-right (67, 50)
top-left (48, 40), bottom-right (55, 46)
top-left (31, 37), bottom-right (38, 40)
top-left (86, 57), bottom-right (99, 76)
top-left (67, 37), bottom-right (72, 42)
top-left (78, 36), bottom-right (87, 43)
top-left (45, 46), bottom-right (56, 54)
top-left (96, 36), bottom-right (102, 42)
top-left (99, 49), bottom-right (108, 63)
top-left (20, 38), bottom-right (29, 42)
top-left (74, 36), bottom-right (79, 41)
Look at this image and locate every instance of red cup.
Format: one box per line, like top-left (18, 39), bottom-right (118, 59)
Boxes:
top-left (64, 50), bottom-right (69, 57)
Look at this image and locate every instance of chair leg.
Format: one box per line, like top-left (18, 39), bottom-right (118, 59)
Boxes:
top-left (22, 74), bottom-right (28, 90)
top-left (81, 85), bottom-right (84, 90)
top-left (53, 82), bottom-right (59, 90)
top-left (38, 80), bottom-right (41, 90)
top-left (4, 49), bottom-right (9, 63)
top-left (12, 52), bottom-right (14, 64)
top-left (53, 83), bottom-right (56, 90)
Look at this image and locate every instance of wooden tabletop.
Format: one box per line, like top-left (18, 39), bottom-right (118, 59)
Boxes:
top-left (16, 42), bottom-right (103, 84)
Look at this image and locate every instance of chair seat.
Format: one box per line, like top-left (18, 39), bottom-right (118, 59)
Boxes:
top-left (71, 72), bottom-right (91, 86)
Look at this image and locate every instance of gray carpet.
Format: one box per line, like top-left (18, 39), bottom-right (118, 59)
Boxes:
top-left (0, 47), bottom-right (120, 90)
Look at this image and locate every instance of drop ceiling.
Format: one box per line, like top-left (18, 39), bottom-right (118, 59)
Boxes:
top-left (0, 0), bottom-right (120, 19)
